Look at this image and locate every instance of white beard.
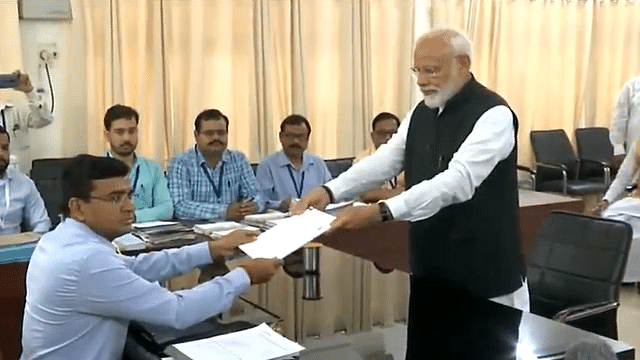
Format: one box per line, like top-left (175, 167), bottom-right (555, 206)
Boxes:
top-left (421, 76), bottom-right (466, 109)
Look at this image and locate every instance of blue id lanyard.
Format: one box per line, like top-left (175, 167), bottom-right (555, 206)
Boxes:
top-left (286, 166), bottom-right (305, 198)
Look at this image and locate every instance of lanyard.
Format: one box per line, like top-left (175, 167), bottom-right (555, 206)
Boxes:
top-left (0, 179), bottom-right (10, 228)
top-left (106, 152), bottom-right (140, 192)
top-left (200, 162), bottom-right (225, 198)
top-left (286, 166), bottom-right (305, 198)
top-left (131, 165), bottom-right (140, 193)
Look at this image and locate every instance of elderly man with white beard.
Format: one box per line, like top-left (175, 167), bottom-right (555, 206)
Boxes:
top-left (293, 28), bottom-right (528, 358)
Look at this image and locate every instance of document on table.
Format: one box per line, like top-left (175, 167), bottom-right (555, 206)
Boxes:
top-left (167, 323), bottom-right (303, 360)
top-left (239, 208), bottom-right (335, 259)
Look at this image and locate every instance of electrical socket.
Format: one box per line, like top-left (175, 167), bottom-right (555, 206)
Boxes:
top-left (38, 42), bottom-right (59, 67)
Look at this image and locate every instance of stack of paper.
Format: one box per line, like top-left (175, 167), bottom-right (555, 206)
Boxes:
top-left (193, 222), bottom-right (260, 239)
top-left (166, 323), bottom-right (303, 360)
top-left (239, 208), bottom-right (335, 259)
top-left (242, 211), bottom-right (290, 230)
top-left (131, 222), bottom-right (195, 245)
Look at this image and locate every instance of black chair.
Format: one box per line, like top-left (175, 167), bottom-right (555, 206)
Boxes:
top-left (30, 158), bottom-right (74, 228)
top-left (527, 210), bottom-right (632, 339)
top-left (250, 163), bottom-right (258, 175)
top-left (575, 127), bottom-right (614, 186)
top-left (324, 157), bottom-right (354, 178)
top-left (530, 129), bottom-right (609, 195)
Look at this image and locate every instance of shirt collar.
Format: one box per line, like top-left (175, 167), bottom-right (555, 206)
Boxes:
top-left (276, 150), bottom-right (312, 169)
top-left (106, 151), bottom-right (138, 168)
top-left (195, 145), bottom-right (229, 169)
top-left (63, 217), bottom-right (115, 247)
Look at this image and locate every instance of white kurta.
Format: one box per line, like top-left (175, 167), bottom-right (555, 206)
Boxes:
top-left (602, 197), bottom-right (640, 282)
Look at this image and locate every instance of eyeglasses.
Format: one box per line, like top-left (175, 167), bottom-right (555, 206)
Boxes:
top-left (373, 130), bottom-right (397, 137)
top-left (90, 190), bottom-right (135, 206)
top-left (281, 132), bottom-right (309, 141)
top-left (199, 130), bottom-right (228, 137)
top-left (410, 66), bottom-right (445, 78)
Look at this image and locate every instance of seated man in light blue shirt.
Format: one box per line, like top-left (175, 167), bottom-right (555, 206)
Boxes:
top-left (0, 126), bottom-right (50, 234)
top-left (167, 109), bottom-right (265, 221)
top-left (21, 154), bottom-right (283, 360)
top-left (256, 115), bottom-right (332, 211)
top-left (103, 104), bottom-right (173, 222)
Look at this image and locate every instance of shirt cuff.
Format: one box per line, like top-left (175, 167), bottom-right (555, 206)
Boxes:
top-left (193, 242), bottom-right (215, 265)
top-left (614, 144), bottom-right (626, 156)
top-left (224, 267), bottom-right (251, 294)
top-left (382, 193), bottom-right (410, 221)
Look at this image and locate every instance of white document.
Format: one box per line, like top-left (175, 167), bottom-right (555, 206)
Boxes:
top-left (239, 208), bottom-right (334, 259)
top-left (132, 221), bottom-right (178, 229)
top-left (168, 323), bottom-right (304, 360)
top-left (193, 222), bottom-right (258, 236)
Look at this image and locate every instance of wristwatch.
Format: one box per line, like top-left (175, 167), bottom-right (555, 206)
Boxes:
top-left (378, 201), bottom-right (394, 222)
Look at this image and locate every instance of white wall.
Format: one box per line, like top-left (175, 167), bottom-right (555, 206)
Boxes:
top-left (19, 17), bottom-right (87, 162)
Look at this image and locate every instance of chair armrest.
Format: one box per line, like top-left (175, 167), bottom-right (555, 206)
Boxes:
top-left (578, 158), bottom-right (611, 168)
top-left (552, 301), bottom-right (619, 323)
top-left (517, 165), bottom-right (536, 175)
top-left (536, 162), bottom-right (568, 172)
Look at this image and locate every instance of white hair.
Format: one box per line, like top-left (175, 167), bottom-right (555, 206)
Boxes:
top-left (415, 28), bottom-right (473, 60)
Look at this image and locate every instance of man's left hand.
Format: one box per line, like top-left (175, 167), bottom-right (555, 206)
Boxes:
top-left (13, 70), bottom-right (33, 93)
top-left (330, 204), bottom-right (382, 230)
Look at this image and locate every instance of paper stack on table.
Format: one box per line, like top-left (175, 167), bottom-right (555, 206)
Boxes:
top-left (193, 222), bottom-right (260, 239)
top-left (239, 208), bottom-right (335, 259)
top-left (166, 323), bottom-right (303, 360)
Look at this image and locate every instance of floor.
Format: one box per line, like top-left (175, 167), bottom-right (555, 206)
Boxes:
top-left (618, 284), bottom-right (640, 353)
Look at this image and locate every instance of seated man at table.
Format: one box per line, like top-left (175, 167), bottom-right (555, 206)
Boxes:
top-left (21, 154), bottom-right (283, 360)
top-left (103, 104), bottom-right (173, 222)
top-left (0, 126), bottom-right (50, 234)
top-left (356, 112), bottom-right (405, 203)
top-left (167, 109), bottom-right (265, 221)
top-left (256, 114), bottom-right (332, 211)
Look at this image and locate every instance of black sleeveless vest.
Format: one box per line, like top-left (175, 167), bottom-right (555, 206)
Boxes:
top-left (404, 76), bottom-right (525, 298)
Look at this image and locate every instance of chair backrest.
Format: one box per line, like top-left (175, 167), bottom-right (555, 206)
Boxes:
top-left (30, 158), bottom-right (74, 227)
top-left (575, 127), bottom-right (614, 178)
top-left (527, 211), bottom-right (632, 319)
top-left (250, 163), bottom-right (258, 175)
top-left (324, 157), bottom-right (355, 178)
top-left (530, 130), bottom-right (579, 172)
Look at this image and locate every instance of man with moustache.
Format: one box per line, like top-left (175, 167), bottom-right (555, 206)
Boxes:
top-left (293, 28), bottom-right (527, 358)
top-left (103, 104), bottom-right (173, 222)
top-left (21, 155), bottom-right (283, 360)
top-left (167, 109), bottom-right (264, 220)
top-left (255, 114), bottom-right (332, 211)
top-left (0, 125), bottom-right (50, 234)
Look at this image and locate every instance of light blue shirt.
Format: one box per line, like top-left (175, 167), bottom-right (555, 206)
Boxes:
top-left (21, 218), bottom-right (250, 360)
top-left (107, 152), bottom-right (174, 222)
top-left (167, 146), bottom-right (265, 220)
top-left (0, 169), bottom-right (50, 234)
top-left (256, 151), bottom-right (332, 209)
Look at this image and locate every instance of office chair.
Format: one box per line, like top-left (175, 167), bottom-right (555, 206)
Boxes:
top-left (530, 129), bottom-right (609, 195)
top-left (527, 211), bottom-right (632, 339)
top-left (30, 157), bottom-right (74, 228)
top-left (324, 157), bottom-right (354, 178)
top-left (575, 127), bottom-right (614, 186)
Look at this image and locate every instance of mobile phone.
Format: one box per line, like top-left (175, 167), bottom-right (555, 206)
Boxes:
top-left (0, 74), bottom-right (18, 89)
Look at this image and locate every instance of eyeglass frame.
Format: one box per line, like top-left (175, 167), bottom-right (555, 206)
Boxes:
top-left (88, 190), bottom-right (136, 206)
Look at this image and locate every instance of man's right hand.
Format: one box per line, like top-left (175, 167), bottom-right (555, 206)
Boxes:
top-left (590, 199), bottom-right (609, 216)
top-left (291, 187), bottom-right (331, 215)
top-left (239, 258), bottom-right (284, 285)
top-left (226, 201), bottom-right (258, 221)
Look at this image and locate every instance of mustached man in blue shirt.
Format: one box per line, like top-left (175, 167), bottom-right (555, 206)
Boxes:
top-left (256, 115), bottom-right (332, 211)
top-left (167, 109), bottom-right (265, 221)
top-left (0, 125), bottom-right (50, 235)
top-left (21, 155), bottom-right (283, 360)
top-left (103, 105), bottom-right (173, 222)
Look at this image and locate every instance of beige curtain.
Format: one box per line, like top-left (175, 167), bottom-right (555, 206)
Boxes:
top-left (0, 0), bottom-right (23, 102)
top-left (430, 0), bottom-right (640, 166)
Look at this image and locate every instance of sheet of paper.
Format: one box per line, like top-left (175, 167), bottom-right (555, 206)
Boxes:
top-left (239, 208), bottom-right (334, 259)
top-left (133, 221), bottom-right (178, 229)
top-left (169, 323), bottom-right (304, 360)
